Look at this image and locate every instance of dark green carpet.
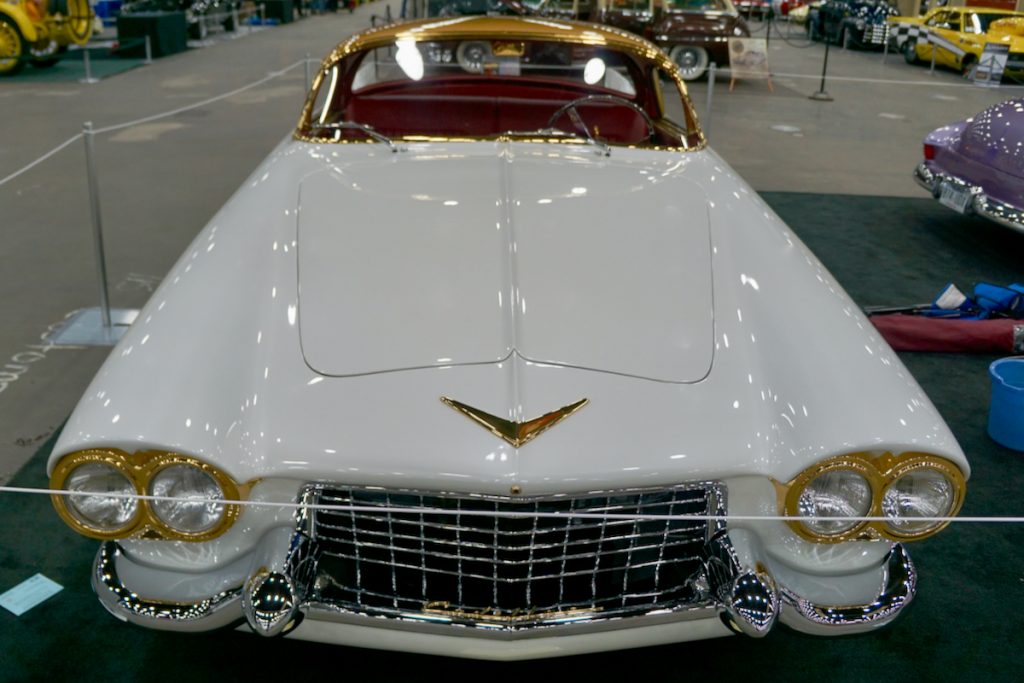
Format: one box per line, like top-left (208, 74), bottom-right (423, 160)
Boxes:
top-left (1, 193), bottom-right (1021, 681)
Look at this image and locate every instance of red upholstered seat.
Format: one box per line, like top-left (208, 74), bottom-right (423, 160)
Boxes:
top-left (344, 78), bottom-right (651, 144)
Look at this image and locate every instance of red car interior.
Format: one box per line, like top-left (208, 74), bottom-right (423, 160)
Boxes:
top-left (340, 78), bottom-right (657, 144)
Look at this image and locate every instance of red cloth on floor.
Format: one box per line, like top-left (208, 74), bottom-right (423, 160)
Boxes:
top-left (872, 314), bottom-right (1024, 353)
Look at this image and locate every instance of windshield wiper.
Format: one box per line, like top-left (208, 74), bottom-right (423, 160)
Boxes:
top-left (502, 128), bottom-right (611, 156)
top-left (307, 121), bottom-right (402, 153)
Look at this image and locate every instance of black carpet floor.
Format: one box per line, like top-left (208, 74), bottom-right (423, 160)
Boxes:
top-left (0, 193), bottom-right (1021, 681)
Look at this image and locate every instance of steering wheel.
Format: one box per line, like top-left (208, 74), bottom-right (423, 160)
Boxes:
top-left (545, 94), bottom-right (656, 144)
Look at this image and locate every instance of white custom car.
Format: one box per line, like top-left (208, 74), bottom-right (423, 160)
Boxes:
top-left (48, 16), bottom-right (968, 660)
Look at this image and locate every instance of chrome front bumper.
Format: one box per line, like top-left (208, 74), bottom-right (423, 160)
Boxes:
top-left (915, 162), bottom-right (1024, 234)
top-left (92, 529), bottom-right (917, 658)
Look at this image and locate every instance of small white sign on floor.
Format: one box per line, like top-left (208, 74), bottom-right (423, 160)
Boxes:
top-left (973, 44), bottom-right (1009, 87)
top-left (0, 574), bottom-right (63, 616)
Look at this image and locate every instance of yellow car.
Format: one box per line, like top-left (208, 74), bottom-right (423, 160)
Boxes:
top-left (889, 6), bottom-right (1024, 77)
top-left (0, 0), bottom-right (93, 75)
top-left (788, 2), bottom-right (818, 27)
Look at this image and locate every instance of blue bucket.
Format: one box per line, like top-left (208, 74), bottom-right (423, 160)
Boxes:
top-left (988, 358), bottom-right (1024, 451)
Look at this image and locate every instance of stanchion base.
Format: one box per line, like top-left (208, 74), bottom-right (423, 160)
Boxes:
top-left (46, 308), bottom-right (139, 347)
top-left (78, 78), bottom-right (101, 85)
top-left (809, 91), bottom-right (834, 102)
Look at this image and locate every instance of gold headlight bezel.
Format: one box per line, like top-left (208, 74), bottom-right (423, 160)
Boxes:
top-left (50, 449), bottom-right (248, 542)
top-left (777, 452), bottom-right (966, 544)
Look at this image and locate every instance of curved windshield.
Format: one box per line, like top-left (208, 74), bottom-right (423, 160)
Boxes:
top-left (299, 36), bottom-right (701, 149)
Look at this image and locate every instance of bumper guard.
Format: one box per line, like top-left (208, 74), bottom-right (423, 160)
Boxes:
top-left (92, 530), bottom-right (917, 643)
top-left (915, 162), bottom-right (1024, 234)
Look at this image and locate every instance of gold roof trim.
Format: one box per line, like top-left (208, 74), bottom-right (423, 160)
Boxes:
top-left (322, 16), bottom-right (668, 67)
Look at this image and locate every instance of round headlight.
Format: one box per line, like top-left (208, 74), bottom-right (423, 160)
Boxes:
top-left (149, 464), bottom-right (225, 534)
top-left (882, 468), bottom-right (955, 535)
top-left (65, 463), bottom-right (139, 532)
top-left (797, 470), bottom-right (872, 536)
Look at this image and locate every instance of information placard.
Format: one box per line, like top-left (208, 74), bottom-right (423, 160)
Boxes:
top-left (727, 37), bottom-right (771, 80)
top-left (972, 43), bottom-right (1009, 87)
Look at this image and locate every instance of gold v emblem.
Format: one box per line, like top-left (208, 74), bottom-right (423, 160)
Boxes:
top-left (440, 397), bottom-right (589, 448)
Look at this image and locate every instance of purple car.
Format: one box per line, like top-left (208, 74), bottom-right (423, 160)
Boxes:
top-left (914, 97), bottom-right (1024, 234)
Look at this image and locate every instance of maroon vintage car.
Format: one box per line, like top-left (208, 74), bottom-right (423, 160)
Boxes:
top-left (646, 0), bottom-right (751, 79)
top-left (529, 0), bottom-right (751, 79)
top-left (914, 97), bottom-right (1024, 234)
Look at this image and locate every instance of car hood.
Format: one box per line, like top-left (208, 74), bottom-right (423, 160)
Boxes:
top-left (296, 147), bottom-right (713, 383)
top-left (51, 141), bottom-right (966, 493)
top-left (956, 98), bottom-right (1024, 180)
top-left (990, 17), bottom-right (1024, 39)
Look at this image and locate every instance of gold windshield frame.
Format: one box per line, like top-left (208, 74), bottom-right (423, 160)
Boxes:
top-left (294, 16), bottom-right (705, 151)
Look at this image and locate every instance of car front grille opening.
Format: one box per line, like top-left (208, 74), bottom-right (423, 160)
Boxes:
top-left (305, 485), bottom-right (722, 625)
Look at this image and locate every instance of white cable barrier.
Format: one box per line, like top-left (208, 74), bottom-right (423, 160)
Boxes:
top-left (0, 58), bottom-right (311, 341)
top-left (713, 67), bottom-right (1024, 90)
top-left (91, 59), bottom-right (307, 135)
top-left (0, 52), bottom-right (1018, 528)
top-left (0, 484), bottom-right (1016, 526)
top-left (6, 56), bottom-right (1024, 192)
top-left (0, 134), bottom-right (83, 188)
top-left (0, 59), bottom-right (308, 191)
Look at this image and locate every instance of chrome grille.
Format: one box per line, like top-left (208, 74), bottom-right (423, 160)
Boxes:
top-left (304, 484), bottom-right (723, 627)
top-left (866, 24), bottom-right (889, 45)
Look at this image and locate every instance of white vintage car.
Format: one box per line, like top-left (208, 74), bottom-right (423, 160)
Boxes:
top-left (48, 16), bottom-right (967, 660)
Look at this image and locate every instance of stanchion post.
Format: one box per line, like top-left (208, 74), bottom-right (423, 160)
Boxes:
top-left (705, 62), bottom-right (716, 140)
top-left (809, 32), bottom-right (834, 101)
top-left (144, 35), bottom-right (153, 64)
top-left (82, 122), bottom-right (113, 330)
top-left (232, 7), bottom-right (239, 32)
top-left (881, 34), bottom-right (889, 64)
top-left (929, 43), bottom-right (937, 75)
top-left (304, 52), bottom-right (312, 92)
top-left (260, 3), bottom-right (266, 24)
top-left (80, 48), bottom-right (97, 84)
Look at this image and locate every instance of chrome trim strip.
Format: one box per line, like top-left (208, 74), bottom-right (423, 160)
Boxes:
top-left (780, 544), bottom-right (915, 630)
top-left (92, 542), bottom-right (244, 631)
top-left (91, 537), bottom-right (918, 639)
top-left (299, 599), bottom-right (720, 640)
top-left (915, 162), bottom-right (1024, 234)
top-left (704, 532), bottom-right (778, 637)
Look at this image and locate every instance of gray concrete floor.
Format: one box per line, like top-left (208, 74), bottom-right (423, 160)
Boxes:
top-left (0, 10), bottom-right (1019, 482)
